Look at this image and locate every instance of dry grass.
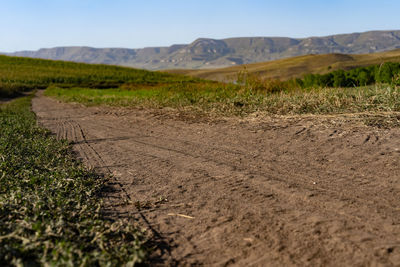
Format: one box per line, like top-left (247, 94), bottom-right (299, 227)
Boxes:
top-left (45, 84), bottom-right (400, 117)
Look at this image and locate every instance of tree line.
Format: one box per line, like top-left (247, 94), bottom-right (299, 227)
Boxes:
top-left (299, 62), bottom-right (400, 88)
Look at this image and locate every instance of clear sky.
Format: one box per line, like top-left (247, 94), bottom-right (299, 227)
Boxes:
top-left (1, 0), bottom-right (399, 52)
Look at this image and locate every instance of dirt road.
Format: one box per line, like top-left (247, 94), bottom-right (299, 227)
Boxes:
top-left (32, 93), bottom-right (400, 266)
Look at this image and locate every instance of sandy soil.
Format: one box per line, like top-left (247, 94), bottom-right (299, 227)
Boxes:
top-left (32, 92), bottom-right (400, 266)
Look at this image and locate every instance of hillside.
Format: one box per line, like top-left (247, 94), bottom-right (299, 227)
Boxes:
top-left (167, 48), bottom-right (400, 82)
top-left (6, 30), bottom-right (400, 70)
top-left (0, 55), bottom-right (199, 97)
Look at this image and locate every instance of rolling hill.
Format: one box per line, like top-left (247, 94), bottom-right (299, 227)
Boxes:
top-left (6, 30), bottom-right (400, 70)
top-left (0, 55), bottom-right (200, 97)
top-left (166, 48), bottom-right (400, 82)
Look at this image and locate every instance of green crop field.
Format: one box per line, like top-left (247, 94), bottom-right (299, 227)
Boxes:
top-left (0, 55), bottom-right (201, 97)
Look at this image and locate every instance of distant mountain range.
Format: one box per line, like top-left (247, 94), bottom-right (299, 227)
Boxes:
top-left (6, 30), bottom-right (400, 70)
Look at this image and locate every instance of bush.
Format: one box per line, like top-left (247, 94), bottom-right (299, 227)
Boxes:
top-left (299, 62), bottom-right (400, 88)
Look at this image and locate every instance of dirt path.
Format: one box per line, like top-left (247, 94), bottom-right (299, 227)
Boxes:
top-left (32, 93), bottom-right (400, 266)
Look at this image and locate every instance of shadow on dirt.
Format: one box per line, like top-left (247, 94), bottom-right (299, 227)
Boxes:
top-left (0, 91), bottom-right (35, 104)
top-left (100, 183), bottom-right (179, 266)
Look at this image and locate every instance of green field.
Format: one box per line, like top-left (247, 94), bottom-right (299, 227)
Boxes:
top-left (0, 55), bottom-right (200, 97)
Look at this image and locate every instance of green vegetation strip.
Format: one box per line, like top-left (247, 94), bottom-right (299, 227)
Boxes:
top-left (45, 85), bottom-right (400, 116)
top-left (0, 96), bottom-right (146, 265)
top-left (301, 62), bottom-right (400, 88)
top-left (234, 61), bottom-right (400, 93)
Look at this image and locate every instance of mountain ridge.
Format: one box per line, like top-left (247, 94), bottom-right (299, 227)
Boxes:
top-left (6, 30), bottom-right (400, 70)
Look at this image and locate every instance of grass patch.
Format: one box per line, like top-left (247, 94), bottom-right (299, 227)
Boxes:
top-left (0, 96), bottom-right (147, 265)
top-left (45, 84), bottom-right (400, 116)
top-left (260, 85), bottom-right (400, 115)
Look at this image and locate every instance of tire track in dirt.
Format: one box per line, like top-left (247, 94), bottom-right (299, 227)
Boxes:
top-left (32, 92), bottom-right (400, 266)
top-left (79, 117), bottom-right (400, 227)
top-left (96, 127), bottom-right (399, 265)
top-left (39, 112), bottom-right (135, 216)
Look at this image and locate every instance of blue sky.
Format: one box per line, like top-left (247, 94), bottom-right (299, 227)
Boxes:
top-left (1, 0), bottom-right (399, 52)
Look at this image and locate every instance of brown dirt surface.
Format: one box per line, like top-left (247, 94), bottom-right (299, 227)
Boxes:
top-left (32, 92), bottom-right (400, 266)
